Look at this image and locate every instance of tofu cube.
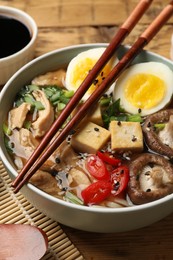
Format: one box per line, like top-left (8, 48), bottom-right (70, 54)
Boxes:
top-left (72, 103), bottom-right (103, 126)
top-left (87, 104), bottom-right (103, 126)
top-left (110, 121), bottom-right (143, 152)
top-left (71, 122), bottom-right (110, 154)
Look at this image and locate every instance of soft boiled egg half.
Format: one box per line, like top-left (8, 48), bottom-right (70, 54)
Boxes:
top-left (65, 48), bottom-right (118, 101)
top-left (113, 62), bottom-right (173, 116)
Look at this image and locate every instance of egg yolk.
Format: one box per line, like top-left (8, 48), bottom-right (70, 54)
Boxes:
top-left (124, 73), bottom-right (166, 109)
top-left (71, 58), bottom-right (112, 94)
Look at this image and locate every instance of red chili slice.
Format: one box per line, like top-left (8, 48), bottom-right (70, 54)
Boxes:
top-left (81, 181), bottom-right (112, 205)
top-left (86, 154), bottom-right (110, 180)
top-left (97, 151), bottom-right (121, 166)
top-left (111, 165), bottom-right (129, 196)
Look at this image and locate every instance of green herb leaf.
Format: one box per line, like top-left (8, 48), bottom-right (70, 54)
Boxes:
top-left (3, 123), bottom-right (11, 136)
top-left (27, 84), bottom-right (39, 92)
top-left (24, 94), bottom-right (35, 106)
top-left (43, 86), bottom-right (72, 108)
top-left (63, 90), bottom-right (74, 98)
top-left (24, 94), bottom-right (45, 110)
top-left (110, 115), bottom-right (127, 122)
top-left (4, 136), bottom-right (13, 154)
top-left (126, 114), bottom-right (143, 123)
top-left (58, 102), bottom-right (66, 111)
top-left (99, 96), bottom-right (111, 106)
top-left (65, 191), bottom-right (84, 205)
top-left (50, 92), bottom-right (61, 102)
top-left (35, 101), bottom-right (45, 110)
top-left (59, 95), bottom-right (70, 104)
top-left (102, 98), bottom-right (143, 127)
top-left (23, 120), bottom-right (32, 130)
top-left (154, 123), bottom-right (165, 130)
top-left (43, 88), bottom-right (53, 98)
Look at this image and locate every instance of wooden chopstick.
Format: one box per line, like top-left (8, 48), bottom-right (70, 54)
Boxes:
top-left (11, 0), bottom-right (155, 192)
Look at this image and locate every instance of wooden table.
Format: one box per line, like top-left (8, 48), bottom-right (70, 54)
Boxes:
top-left (1, 0), bottom-right (173, 259)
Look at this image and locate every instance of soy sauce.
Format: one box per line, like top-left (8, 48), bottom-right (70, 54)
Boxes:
top-left (0, 15), bottom-right (31, 58)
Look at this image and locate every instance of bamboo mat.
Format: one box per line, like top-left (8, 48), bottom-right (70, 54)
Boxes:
top-left (0, 161), bottom-right (84, 260)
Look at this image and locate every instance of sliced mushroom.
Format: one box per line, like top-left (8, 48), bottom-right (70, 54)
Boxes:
top-left (158, 115), bottom-right (173, 149)
top-left (32, 90), bottom-right (54, 137)
top-left (127, 153), bottom-right (173, 204)
top-left (9, 103), bottom-right (31, 129)
top-left (143, 109), bottom-right (173, 159)
top-left (31, 69), bottom-right (66, 88)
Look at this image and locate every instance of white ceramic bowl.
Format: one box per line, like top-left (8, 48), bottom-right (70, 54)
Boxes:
top-left (1, 43), bottom-right (173, 233)
top-left (0, 6), bottom-right (37, 85)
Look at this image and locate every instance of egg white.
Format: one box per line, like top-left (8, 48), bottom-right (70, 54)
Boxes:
top-left (113, 62), bottom-right (173, 116)
top-left (65, 48), bottom-right (118, 101)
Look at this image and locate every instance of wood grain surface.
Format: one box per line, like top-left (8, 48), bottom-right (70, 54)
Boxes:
top-left (1, 0), bottom-right (173, 259)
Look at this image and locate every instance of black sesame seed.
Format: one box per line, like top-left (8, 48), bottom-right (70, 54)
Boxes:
top-left (101, 71), bottom-right (104, 76)
top-left (69, 129), bottom-right (76, 135)
top-left (138, 108), bottom-right (142, 113)
top-left (132, 135), bottom-right (137, 142)
top-left (117, 121), bottom-right (121, 126)
top-left (55, 157), bottom-right (61, 164)
top-left (66, 136), bottom-right (71, 143)
top-left (50, 169), bottom-right (58, 176)
top-left (146, 188), bottom-right (151, 192)
top-left (94, 127), bottom-right (99, 132)
top-left (147, 122), bottom-right (151, 127)
top-left (11, 142), bottom-right (15, 148)
top-left (148, 163), bottom-right (154, 168)
top-left (136, 175), bottom-right (140, 181)
top-left (62, 187), bottom-right (68, 191)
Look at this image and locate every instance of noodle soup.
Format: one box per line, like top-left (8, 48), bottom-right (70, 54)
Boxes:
top-left (3, 47), bottom-right (173, 209)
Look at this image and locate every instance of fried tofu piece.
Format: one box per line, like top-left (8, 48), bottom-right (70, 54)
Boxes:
top-left (87, 104), bottom-right (103, 126)
top-left (110, 121), bottom-right (143, 152)
top-left (71, 121), bottom-right (110, 154)
top-left (72, 103), bottom-right (103, 126)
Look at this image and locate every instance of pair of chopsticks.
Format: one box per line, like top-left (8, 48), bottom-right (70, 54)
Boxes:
top-left (12, 0), bottom-right (173, 193)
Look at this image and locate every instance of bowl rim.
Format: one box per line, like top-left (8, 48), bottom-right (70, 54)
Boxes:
top-left (1, 42), bottom-right (173, 214)
top-left (0, 5), bottom-right (38, 61)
